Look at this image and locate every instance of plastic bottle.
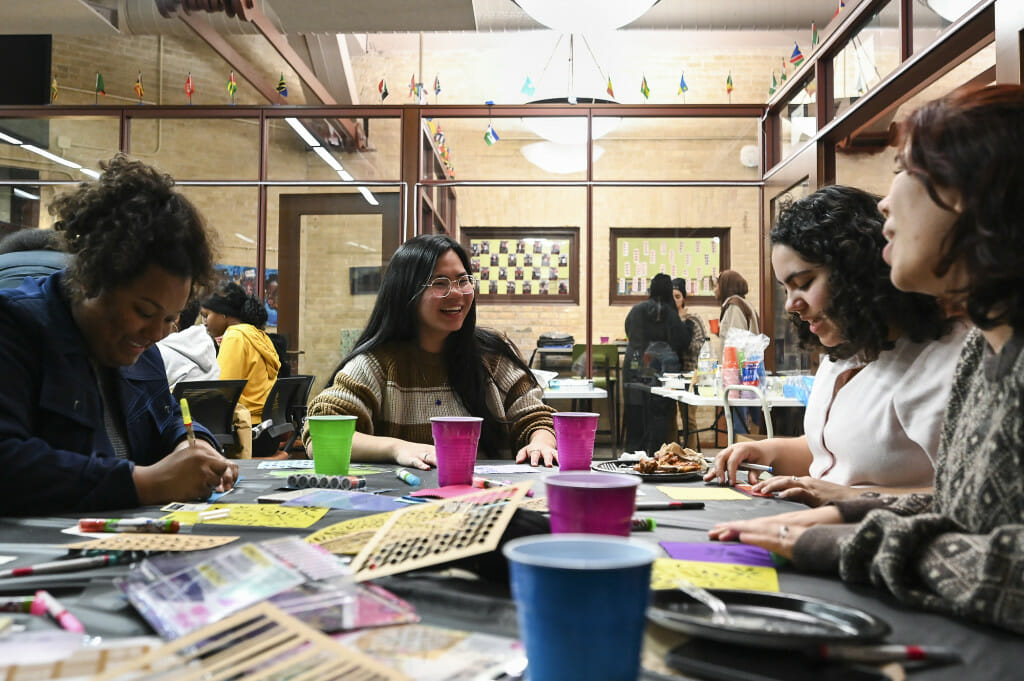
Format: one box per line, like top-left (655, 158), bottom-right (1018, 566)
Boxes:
top-left (696, 341), bottom-right (717, 396)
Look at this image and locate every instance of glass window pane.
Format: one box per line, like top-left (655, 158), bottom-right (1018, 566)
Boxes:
top-left (778, 75), bottom-right (818, 162)
top-left (0, 115), bottom-right (118, 183)
top-left (768, 180), bottom-right (814, 374)
top-left (267, 115), bottom-right (401, 182)
top-left (129, 117), bottom-right (259, 180)
top-left (913, 0), bottom-right (979, 55)
top-left (831, 0), bottom-right (900, 121)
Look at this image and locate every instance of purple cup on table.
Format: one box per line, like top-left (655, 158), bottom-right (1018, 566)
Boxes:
top-left (545, 472), bottom-right (641, 536)
top-left (553, 411), bottom-right (600, 471)
top-left (430, 416), bottom-right (483, 486)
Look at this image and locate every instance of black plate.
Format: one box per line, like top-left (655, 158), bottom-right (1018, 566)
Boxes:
top-left (592, 459), bottom-right (703, 482)
top-left (647, 588), bottom-right (890, 648)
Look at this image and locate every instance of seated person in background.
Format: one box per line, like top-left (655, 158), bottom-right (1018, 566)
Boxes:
top-left (304, 234), bottom-right (556, 469)
top-left (157, 297), bottom-right (220, 391)
top-left (201, 282), bottom-right (281, 421)
top-left (710, 85), bottom-right (1024, 633)
top-left (0, 155), bottom-right (237, 514)
top-left (706, 185), bottom-right (966, 506)
top-left (0, 227), bottom-right (69, 289)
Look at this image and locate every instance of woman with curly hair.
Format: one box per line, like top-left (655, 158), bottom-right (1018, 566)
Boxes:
top-left (200, 282), bottom-right (280, 421)
top-left (705, 185), bottom-right (966, 506)
top-left (0, 155), bottom-right (237, 514)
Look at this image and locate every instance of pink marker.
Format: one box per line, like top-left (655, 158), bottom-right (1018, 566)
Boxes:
top-left (31, 589), bottom-right (84, 633)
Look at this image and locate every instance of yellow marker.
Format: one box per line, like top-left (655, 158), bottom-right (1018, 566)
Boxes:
top-left (180, 398), bottom-right (196, 448)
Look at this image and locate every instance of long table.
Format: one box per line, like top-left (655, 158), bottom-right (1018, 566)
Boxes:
top-left (0, 460), bottom-right (1019, 679)
top-left (652, 385), bottom-right (806, 447)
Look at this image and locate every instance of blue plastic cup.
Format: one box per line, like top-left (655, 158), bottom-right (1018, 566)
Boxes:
top-left (503, 534), bottom-right (657, 681)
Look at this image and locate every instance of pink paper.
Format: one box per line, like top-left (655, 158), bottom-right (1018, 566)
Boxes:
top-left (409, 485), bottom-right (477, 499)
top-left (659, 541), bottom-right (775, 567)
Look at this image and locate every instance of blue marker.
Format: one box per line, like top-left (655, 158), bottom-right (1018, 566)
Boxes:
top-left (395, 468), bottom-right (421, 486)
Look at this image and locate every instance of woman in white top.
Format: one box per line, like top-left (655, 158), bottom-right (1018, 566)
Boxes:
top-left (705, 185), bottom-right (966, 506)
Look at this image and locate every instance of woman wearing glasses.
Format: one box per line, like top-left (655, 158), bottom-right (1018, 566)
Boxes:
top-left (304, 234), bottom-right (556, 470)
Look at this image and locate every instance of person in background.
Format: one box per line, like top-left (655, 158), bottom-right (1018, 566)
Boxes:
top-left (304, 234), bottom-right (556, 469)
top-left (201, 281), bottom-right (281, 421)
top-left (710, 85), bottom-right (1024, 634)
top-left (157, 297), bottom-right (220, 391)
top-left (671, 277), bottom-right (707, 449)
top-left (623, 273), bottom-right (692, 455)
top-left (715, 269), bottom-right (760, 434)
top-left (705, 185), bottom-right (965, 506)
top-left (0, 228), bottom-right (69, 289)
top-left (0, 155), bottom-right (236, 514)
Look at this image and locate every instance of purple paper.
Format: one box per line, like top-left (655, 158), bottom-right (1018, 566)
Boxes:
top-left (281, 489), bottom-right (407, 511)
top-left (659, 541), bottom-right (775, 568)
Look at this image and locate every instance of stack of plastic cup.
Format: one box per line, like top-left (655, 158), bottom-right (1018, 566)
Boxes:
top-left (504, 534), bottom-right (656, 681)
top-left (307, 415), bottom-right (357, 475)
top-left (545, 472), bottom-right (641, 536)
top-left (552, 412), bottom-right (599, 471)
top-left (430, 416), bottom-right (483, 486)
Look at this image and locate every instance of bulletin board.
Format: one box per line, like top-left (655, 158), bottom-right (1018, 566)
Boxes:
top-left (609, 228), bottom-right (730, 305)
top-left (462, 227), bottom-right (579, 304)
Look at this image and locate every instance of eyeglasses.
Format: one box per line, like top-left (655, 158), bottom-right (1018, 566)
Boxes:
top-left (421, 274), bottom-right (476, 298)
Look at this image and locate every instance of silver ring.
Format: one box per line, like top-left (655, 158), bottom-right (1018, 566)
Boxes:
top-left (779, 525), bottom-right (790, 540)
top-left (791, 475), bottom-right (799, 482)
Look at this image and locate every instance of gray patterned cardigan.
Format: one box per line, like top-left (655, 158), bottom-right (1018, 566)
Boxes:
top-left (793, 328), bottom-right (1024, 634)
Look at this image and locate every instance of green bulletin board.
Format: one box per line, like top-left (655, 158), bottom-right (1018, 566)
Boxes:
top-left (609, 228), bottom-right (729, 304)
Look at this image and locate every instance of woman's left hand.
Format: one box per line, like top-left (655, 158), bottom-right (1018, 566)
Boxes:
top-left (708, 505), bottom-right (842, 559)
top-left (753, 475), bottom-right (862, 507)
top-left (516, 432), bottom-right (557, 467)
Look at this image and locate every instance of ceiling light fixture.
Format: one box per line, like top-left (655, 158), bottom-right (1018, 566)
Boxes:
top-left (521, 142), bottom-right (605, 174)
top-left (285, 117), bottom-right (378, 206)
top-left (522, 97), bottom-right (621, 145)
top-left (514, 0), bottom-right (659, 33)
top-left (13, 188), bottom-right (39, 200)
top-left (0, 131), bottom-right (23, 145)
top-left (918, 0), bottom-right (976, 22)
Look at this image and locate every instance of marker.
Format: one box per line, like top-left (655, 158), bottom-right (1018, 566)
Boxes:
top-left (635, 501), bottom-right (705, 511)
top-left (180, 398), bottom-right (196, 448)
top-left (395, 469), bottom-right (421, 486)
top-left (472, 477), bottom-right (510, 489)
top-left (198, 508), bottom-right (230, 521)
top-left (31, 590), bottom-right (84, 633)
top-left (702, 458), bottom-right (774, 474)
top-left (0, 553), bottom-right (132, 579)
top-left (818, 644), bottom-right (962, 665)
top-left (79, 518), bottom-right (181, 534)
top-left (631, 517), bottom-right (710, 532)
top-left (0, 595), bottom-right (35, 613)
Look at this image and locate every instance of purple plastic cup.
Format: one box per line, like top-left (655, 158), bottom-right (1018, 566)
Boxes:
top-left (553, 412), bottom-right (600, 471)
top-left (545, 472), bottom-right (641, 536)
top-left (430, 416), bottom-right (483, 486)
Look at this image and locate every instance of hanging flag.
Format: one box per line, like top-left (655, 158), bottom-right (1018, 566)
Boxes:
top-left (726, 73), bottom-right (734, 95)
top-left (276, 73), bottom-right (288, 98)
top-left (433, 74), bottom-right (441, 96)
top-left (640, 74), bottom-right (650, 100)
top-left (95, 72), bottom-right (106, 96)
top-left (227, 71), bottom-right (238, 102)
top-left (378, 77), bottom-right (389, 101)
top-left (833, 0), bottom-right (846, 19)
top-left (134, 72), bottom-right (144, 100)
top-left (606, 77), bottom-right (615, 99)
top-left (678, 71), bottom-right (688, 94)
top-left (780, 56), bottom-right (788, 82)
top-left (184, 72), bottom-right (194, 103)
top-left (409, 74), bottom-right (417, 97)
top-left (790, 43), bottom-right (805, 67)
top-left (811, 22), bottom-right (819, 49)
top-left (768, 72), bottom-right (777, 96)
top-left (50, 76), bottom-right (58, 104)
top-left (484, 123), bottom-right (500, 146)
top-left (521, 76), bottom-right (536, 97)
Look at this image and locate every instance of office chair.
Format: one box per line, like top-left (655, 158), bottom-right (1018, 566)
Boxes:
top-left (252, 375), bottom-right (315, 457)
top-left (172, 379), bottom-right (248, 453)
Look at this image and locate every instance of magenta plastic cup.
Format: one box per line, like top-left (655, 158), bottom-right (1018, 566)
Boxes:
top-left (553, 412), bottom-right (600, 471)
top-left (430, 416), bottom-right (483, 486)
top-left (545, 472), bottom-right (641, 536)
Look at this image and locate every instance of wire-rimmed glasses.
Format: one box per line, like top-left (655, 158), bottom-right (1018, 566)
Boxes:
top-left (421, 274), bottom-right (476, 298)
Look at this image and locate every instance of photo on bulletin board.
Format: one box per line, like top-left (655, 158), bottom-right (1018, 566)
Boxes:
top-left (462, 227), bottom-right (579, 304)
top-left (214, 264), bottom-right (280, 328)
top-left (608, 228), bottom-right (730, 305)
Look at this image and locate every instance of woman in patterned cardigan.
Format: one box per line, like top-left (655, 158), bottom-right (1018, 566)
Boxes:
top-left (709, 84), bottom-right (1024, 633)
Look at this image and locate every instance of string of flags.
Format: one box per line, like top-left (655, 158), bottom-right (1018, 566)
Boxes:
top-left (276, 73), bottom-right (288, 99)
top-left (640, 74), bottom-right (650, 100)
top-left (133, 72), bottom-right (144, 103)
top-left (184, 72), bottom-right (194, 104)
top-left (50, 77), bottom-right (58, 104)
top-left (227, 71), bottom-right (238, 103)
top-left (378, 77), bottom-right (389, 101)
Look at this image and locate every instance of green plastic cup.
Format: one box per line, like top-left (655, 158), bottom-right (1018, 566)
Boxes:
top-left (307, 415), bottom-right (357, 475)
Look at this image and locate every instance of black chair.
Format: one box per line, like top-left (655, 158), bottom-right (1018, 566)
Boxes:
top-left (252, 375), bottom-right (315, 457)
top-left (172, 379), bottom-right (248, 452)
top-left (0, 250), bottom-right (69, 289)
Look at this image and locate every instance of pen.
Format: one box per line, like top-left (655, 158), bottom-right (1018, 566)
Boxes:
top-left (79, 518), bottom-right (181, 534)
top-left (631, 517), bottom-right (711, 532)
top-left (635, 501), bottom-right (705, 511)
top-left (0, 594), bottom-right (35, 613)
top-left (180, 398), bottom-right (196, 448)
top-left (472, 477), bottom-right (510, 489)
top-left (395, 468), bottom-right (421, 486)
top-left (818, 644), bottom-right (963, 665)
top-left (702, 458), bottom-right (773, 474)
top-left (31, 589), bottom-right (84, 633)
top-left (0, 552), bottom-right (133, 579)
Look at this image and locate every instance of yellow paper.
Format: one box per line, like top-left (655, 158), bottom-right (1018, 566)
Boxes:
top-left (163, 504), bottom-right (328, 529)
top-left (656, 485), bottom-right (750, 501)
top-left (650, 557), bottom-right (779, 592)
top-left (305, 512), bottom-right (393, 544)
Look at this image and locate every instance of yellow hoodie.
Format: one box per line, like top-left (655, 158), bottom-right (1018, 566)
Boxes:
top-left (217, 323), bottom-right (281, 420)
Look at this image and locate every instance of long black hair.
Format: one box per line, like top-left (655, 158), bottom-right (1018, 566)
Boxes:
top-left (331, 234), bottom-right (537, 455)
top-left (772, 185), bottom-right (951, 361)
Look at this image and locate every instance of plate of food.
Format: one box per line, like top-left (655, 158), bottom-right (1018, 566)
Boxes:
top-left (647, 588), bottom-right (891, 648)
top-left (592, 443), bottom-right (707, 482)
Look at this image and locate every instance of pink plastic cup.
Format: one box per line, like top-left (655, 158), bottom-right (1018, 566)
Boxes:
top-left (545, 472), bottom-right (641, 536)
top-left (431, 416), bottom-right (483, 486)
top-left (553, 412), bottom-right (600, 471)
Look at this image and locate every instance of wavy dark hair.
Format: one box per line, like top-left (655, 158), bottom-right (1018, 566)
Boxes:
top-left (331, 234), bottom-right (537, 456)
top-left (51, 155), bottom-right (216, 303)
top-left (896, 84), bottom-right (1024, 331)
top-left (772, 185), bottom-right (950, 361)
top-left (201, 281), bottom-right (269, 329)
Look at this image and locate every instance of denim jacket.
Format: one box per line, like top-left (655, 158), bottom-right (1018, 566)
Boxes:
top-left (0, 272), bottom-right (216, 514)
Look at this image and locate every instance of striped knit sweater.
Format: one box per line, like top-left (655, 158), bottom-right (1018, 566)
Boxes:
top-left (304, 340), bottom-right (555, 458)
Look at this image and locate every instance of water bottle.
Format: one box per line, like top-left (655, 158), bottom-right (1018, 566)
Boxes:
top-left (696, 341), bottom-right (717, 396)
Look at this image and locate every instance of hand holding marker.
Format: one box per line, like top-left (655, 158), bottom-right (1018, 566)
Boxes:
top-left (180, 398), bottom-right (196, 448)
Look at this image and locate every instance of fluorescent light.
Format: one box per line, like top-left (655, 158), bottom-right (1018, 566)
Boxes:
top-left (520, 141), bottom-right (605, 174)
top-left (13, 188), bottom-right (39, 200)
top-left (337, 169), bottom-right (354, 182)
top-left (285, 117), bottom-right (320, 147)
top-left (234, 232), bottom-right (256, 244)
top-left (313, 145), bottom-right (344, 172)
top-left (0, 131), bottom-right (23, 145)
top-left (358, 186), bottom-right (379, 206)
top-left (79, 168), bottom-right (100, 179)
top-left (21, 144), bottom-right (82, 169)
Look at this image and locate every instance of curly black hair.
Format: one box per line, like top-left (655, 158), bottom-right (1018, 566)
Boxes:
top-left (897, 84), bottom-right (1024, 331)
top-left (50, 155), bottom-right (217, 303)
top-left (771, 185), bottom-right (950, 362)
top-left (202, 281), bottom-right (269, 329)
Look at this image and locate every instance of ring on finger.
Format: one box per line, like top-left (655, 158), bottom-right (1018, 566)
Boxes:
top-left (779, 524), bottom-right (790, 540)
top-left (791, 475), bottom-right (799, 482)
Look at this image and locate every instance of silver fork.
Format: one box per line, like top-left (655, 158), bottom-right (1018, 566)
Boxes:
top-left (675, 578), bottom-right (733, 625)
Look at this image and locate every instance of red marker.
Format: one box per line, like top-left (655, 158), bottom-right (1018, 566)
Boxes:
top-left (78, 518), bottom-right (181, 533)
top-left (635, 501), bottom-right (705, 511)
